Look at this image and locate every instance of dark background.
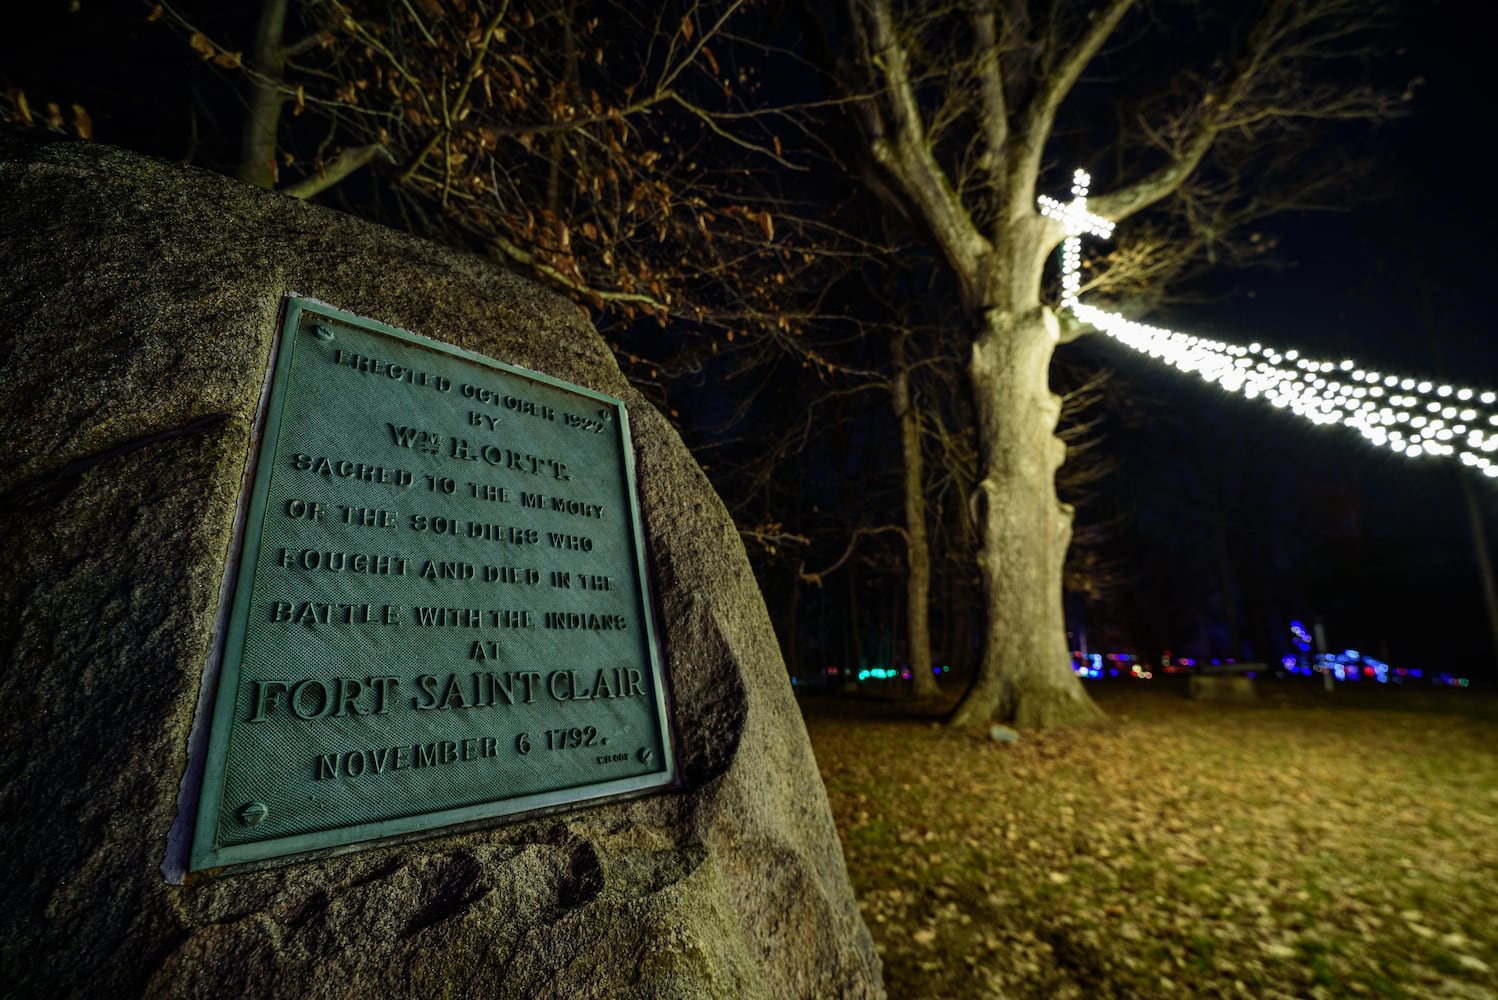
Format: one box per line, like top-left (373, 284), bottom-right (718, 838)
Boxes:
top-left (1057, 0), bottom-right (1496, 679)
top-left (3, 0), bottom-right (1494, 684)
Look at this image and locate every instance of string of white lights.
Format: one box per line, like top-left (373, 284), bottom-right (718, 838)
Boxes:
top-left (1045, 169), bottom-right (1498, 478)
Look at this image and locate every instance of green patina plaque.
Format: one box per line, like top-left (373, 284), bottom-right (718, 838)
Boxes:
top-left (189, 297), bottom-right (675, 870)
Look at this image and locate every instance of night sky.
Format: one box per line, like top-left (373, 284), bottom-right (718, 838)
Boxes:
top-left (3, 1), bottom-right (1494, 683)
top-left (1063, 0), bottom-right (1497, 680)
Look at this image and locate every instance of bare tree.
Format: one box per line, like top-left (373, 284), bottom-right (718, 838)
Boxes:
top-left (146, 0), bottom-right (905, 561)
top-left (836, 0), bottom-right (1400, 727)
top-left (147, 0), bottom-right (838, 358)
top-left (890, 327), bottom-right (940, 698)
top-left (16, 0), bottom-right (1403, 722)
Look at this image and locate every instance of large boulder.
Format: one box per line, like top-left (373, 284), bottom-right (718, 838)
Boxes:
top-left (0, 130), bottom-right (881, 999)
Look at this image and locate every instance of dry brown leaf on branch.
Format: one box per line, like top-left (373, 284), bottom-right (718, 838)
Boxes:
top-left (70, 104), bottom-right (92, 139)
top-left (4, 88), bottom-right (33, 126)
top-left (757, 210), bottom-right (774, 241)
top-left (188, 32), bottom-right (216, 60)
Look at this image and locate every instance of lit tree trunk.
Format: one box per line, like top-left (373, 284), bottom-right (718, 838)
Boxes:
top-left (893, 331), bottom-right (939, 699)
top-left (844, 0), bottom-right (1391, 726)
top-left (949, 221), bottom-right (1099, 727)
top-left (846, 0), bottom-right (1114, 728)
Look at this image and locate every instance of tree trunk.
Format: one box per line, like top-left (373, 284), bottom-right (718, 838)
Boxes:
top-left (238, 0), bottom-right (290, 189)
top-left (948, 251), bottom-right (1101, 728)
top-left (893, 331), bottom-right (940, 700)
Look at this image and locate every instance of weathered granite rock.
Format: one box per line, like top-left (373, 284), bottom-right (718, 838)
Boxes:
top-left (0, 129), bottom-right (882, 1000)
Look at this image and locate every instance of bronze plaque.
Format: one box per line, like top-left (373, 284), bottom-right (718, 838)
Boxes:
top-left (189, 298), bottom-right (674, 870)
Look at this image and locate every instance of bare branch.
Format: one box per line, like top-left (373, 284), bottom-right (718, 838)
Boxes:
top-left (486, 234), bottom-right (670, 312)
top-left (396, 1), bottom-right (511, 183)
top-left (282, 143), bottom-right (394, 198)
top-left (655, 0), bottom-right (748, 94)
top-left (1015, 0), bottom-right (1136, 204)
top-left (1089, 0), bottom-right (1398, 224)
top-left (849, 0), bottom-right (989, 294)
top-left (968, 1), bottom-right (1008, 188)
top-left (799, 525), bottom-right (908, 586)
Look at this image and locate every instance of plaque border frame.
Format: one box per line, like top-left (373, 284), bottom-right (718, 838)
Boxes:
top-left (187, 296), bottom-right (677, 872)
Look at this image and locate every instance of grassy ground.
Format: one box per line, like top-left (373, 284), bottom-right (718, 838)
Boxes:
top-left (802, 678), bottom-right (1498, 999)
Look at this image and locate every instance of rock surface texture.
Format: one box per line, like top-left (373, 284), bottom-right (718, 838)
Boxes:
top-left (0, 130), bottom-right (882, 1000)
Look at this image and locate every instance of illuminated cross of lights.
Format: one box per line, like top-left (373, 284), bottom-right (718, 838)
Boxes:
top-left (1041, 171), bottom-right (1498, 478)
top-left (1038, 169), bottom-right (1115, 310)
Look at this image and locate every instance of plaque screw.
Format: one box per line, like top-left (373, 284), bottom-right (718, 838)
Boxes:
top-left (238, 802), bottom-right (270, 826)
top-left (312, 324), bottom-right (335, 342)
top-left (636, 748), bottom-right (654, 766)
